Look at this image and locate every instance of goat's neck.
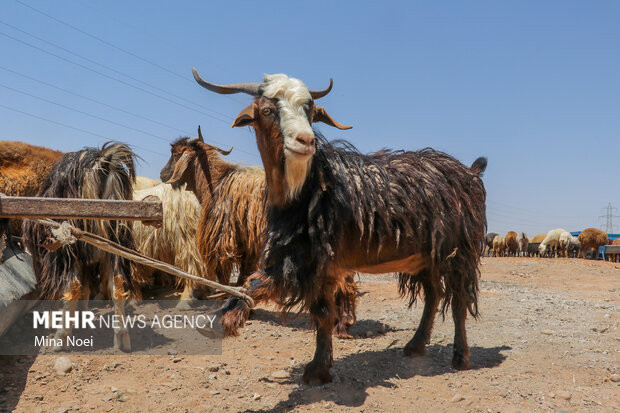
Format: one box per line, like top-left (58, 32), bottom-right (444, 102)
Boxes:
top-left (191, 151), bottom-right (232, 205)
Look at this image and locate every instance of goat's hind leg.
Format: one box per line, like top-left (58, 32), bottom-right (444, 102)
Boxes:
top-left (404, 271), bottom-right (440, 356)
top-left (107, 261), bottom-right (131, 351)
top-left (333, 275), bottom-right (357, 338)
top-left (51, 280), bottom-right (82, 351)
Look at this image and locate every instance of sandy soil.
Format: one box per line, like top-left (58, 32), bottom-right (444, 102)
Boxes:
top-left (1, 257), bottom-right (619, 412)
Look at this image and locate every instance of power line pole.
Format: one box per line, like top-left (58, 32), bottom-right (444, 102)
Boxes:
top-left (599, 203), bottom-right (620, 233)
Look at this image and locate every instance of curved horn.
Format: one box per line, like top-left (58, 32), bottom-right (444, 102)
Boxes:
top-left (309, 78), bottom-right (333, 100)
top-left (214, 146), bottom-right (233, 156)
top-left (197, 125), bottom-right (233, 155)
top-left (192, 68), bottom-right (260, 96)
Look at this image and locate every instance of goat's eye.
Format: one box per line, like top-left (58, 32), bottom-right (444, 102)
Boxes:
top-left (262, 107), bottom-right (272, 116)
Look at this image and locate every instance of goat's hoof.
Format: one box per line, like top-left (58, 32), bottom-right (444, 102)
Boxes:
top-left (333, 324), bottom-right (353, 339)
top-left (114, 330), bottom-right (131, 352)
top-left (175, 300), bottom-right (193, 311)
top-left (451, 354), bottom-right (470, 370)
top-left (302, 361), bottom-right (332, 385)
top-left (403, 338), bottom-right (426, 356)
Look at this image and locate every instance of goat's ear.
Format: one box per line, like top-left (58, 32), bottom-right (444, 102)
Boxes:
top-left (313, 106), bottom-right (352, 130)
top-left (232, 103), bottom-right (258, 128)
top-left (165, 153), bottom-right (192, 185)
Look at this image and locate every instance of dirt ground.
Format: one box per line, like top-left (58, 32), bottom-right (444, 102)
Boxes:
top-left (1, 257), bottom-right (618, 412)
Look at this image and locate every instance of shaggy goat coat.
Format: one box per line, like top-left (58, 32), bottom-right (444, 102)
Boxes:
top-left (22, 143), bottom-right (137, 300)
top-left (261, 137), bottom-right (487, 317)
top-left (132, 183), bottom-right (207, 290)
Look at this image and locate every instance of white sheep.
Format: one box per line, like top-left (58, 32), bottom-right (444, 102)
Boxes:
top-left (539, 228), bottom-right (569, 258)
top-left (132, 182), bottom-right (209, 309)
top-left (558, 231), bottom-right (576, 258)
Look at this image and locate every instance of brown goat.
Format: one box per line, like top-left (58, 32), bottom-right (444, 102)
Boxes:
top-left (159, 129), bottom-right (358, 336)
top-left (159, 131), bottom-right (266, 286)
top-left (578, 228), bottom-right (608, 259)
top-left (0, 141), bottom-right (64, 237)
top-left (191, 71), bottom-right (487, 383)
top-left (504, 231), bottom-right (518, 257)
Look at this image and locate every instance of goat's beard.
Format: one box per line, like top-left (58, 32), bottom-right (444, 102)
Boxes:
top-left (284, 153), bottom-right (312, 201)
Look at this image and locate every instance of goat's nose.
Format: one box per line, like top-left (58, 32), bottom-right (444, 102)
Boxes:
top-left (296, 134), bottom-right (315, 147)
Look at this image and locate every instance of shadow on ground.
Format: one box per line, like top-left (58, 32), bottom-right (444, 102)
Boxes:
top-left (248, 309), bottom-right (394, 337)
top-left (244, 344), bottom-right (510, 413)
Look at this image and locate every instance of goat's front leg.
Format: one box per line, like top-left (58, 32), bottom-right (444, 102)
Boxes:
top-left (52, 282), bottom-right (81, 352)
top-left (303, 295), bottom-right (336, 385)
top-left (199, 272), bottom-right (276, 338)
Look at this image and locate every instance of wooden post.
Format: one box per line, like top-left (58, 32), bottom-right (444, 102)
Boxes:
top-left (0, 195), bottom-right (162, 223)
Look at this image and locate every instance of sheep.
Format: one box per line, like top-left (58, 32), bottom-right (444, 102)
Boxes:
top-left (22, 143), bottom-right (138, 351)
top-left (577, 228), bottom-right (608, 260)
top-left (607, 238), bottom-right (620, 262)
top-left (530, 234), bottom-right (546, 243)
top-left (483, 233), bottom-right (498, 256)
top-left (159, 129), bottom-right (359, 336)
top-left (132, 182), bottom-right (208, 310)
top-left (516, 232), bottom-right (529, 257)
top-left (135, 176), bottom-right (161, 190)
top-left (191, 70), bottom-right (487, 383)
top-left (493, 235), bottom-right (506, 257)
top-left (505, 231), bottom-right (518, 257)
top-left (539, 228), bottom-right (568, 258)
top-left (0, 141), bottom-right (64, 238)
top-left (558, 231), bottom-right (575, 258)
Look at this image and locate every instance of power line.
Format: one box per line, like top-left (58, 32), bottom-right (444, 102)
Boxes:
top-left (15, 0), bottom-right (190, 83)
top-left (0, 30), bottom-right (231, 124)
top-left (0, 64), bottom-right (191, 135)
top-left (0, 19), bottom-right (234, 122)
top-left (0, 103), bottom-right (166, 158)
top-left (0, 82), bottom-right (173, 142)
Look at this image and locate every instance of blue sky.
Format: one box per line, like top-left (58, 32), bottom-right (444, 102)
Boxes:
top-left (1, 0), bottom-right (619, 236)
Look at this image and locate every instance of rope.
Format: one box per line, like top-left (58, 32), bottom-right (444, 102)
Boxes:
top-left (34, 218), bottom-right (254, 307)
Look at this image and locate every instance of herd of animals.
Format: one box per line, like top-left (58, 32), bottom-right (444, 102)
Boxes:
top-left (5, 69), bottom-right (596, 385)
top-left (483, 228), bottom-right (620, 261)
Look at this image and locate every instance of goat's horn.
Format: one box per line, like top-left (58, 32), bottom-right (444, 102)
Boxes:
top-left (197, 125), bottom-right (205, 142)
top-left (214, 146), bottom-right (233, 156)
top-left (309, 78), bottom-right (333, 100)
top-left (192, 68), bottom-right (260, 96)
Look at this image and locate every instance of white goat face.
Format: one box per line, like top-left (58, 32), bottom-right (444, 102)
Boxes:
top-left (261, 74), bottom-right (316, 200)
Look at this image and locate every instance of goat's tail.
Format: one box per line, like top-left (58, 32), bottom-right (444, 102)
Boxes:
top-left (470, 157), bottom-right (487, 177)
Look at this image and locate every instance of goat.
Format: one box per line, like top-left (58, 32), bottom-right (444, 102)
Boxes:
top-left (132, 182), bottom-right (208, 310)
top-left (577, 228), bottom-right (608, 259)
top-left (22, 143), bottom-right (137, 351)
top-left (159, 129), bottom-right (358, 336)
top-left (191, 70), bottom-right (487, 383)
top-left (0, 141), bottom-right (64, 238)
top-left (504, 231), bottom-right (518, 257)
top-left (483, 233), bottom-right (498, 256)
top-left (516, 232), bottom-right (529, 257)
top-left (539, 228), bottom-right (568, 258)
top-left (493, 235), bottom-right (506, 257)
